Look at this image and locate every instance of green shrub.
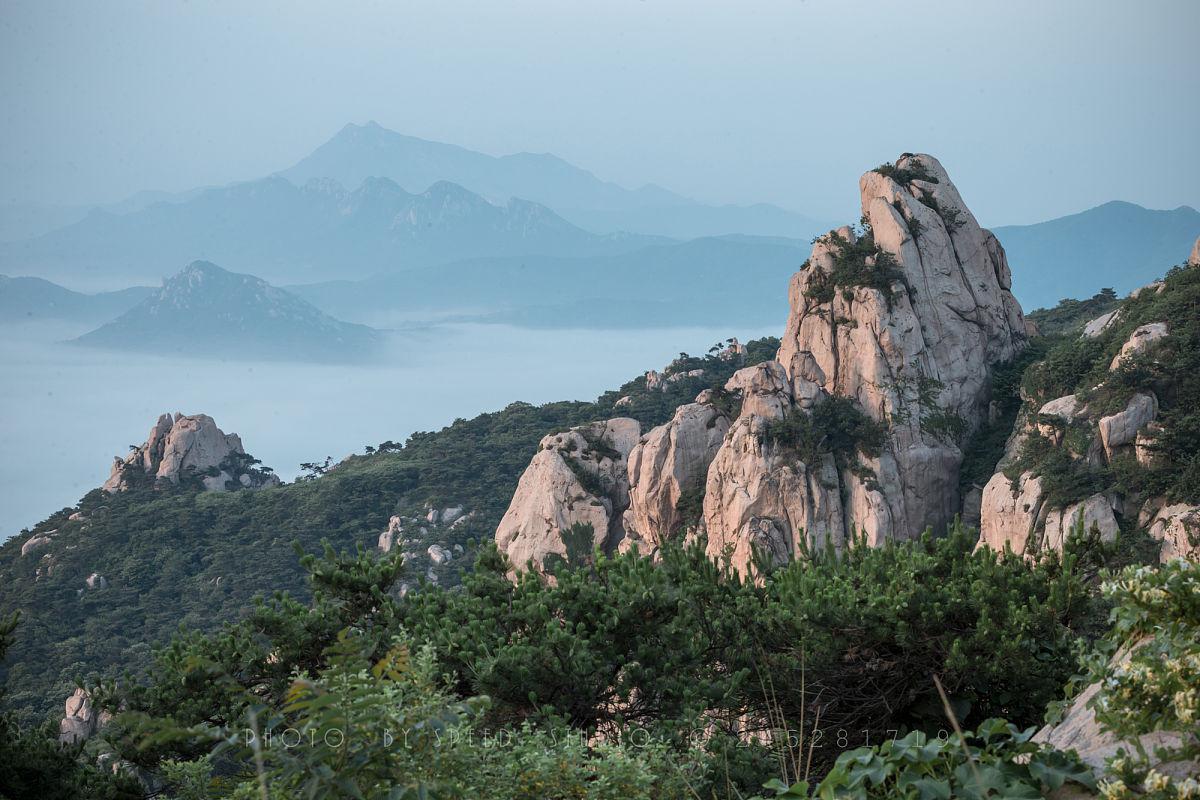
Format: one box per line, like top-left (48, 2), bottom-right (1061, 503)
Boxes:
top-left (1061, 560), bottom-right (1200, 800)
top-left (873, 158), bottom-right (937, 187)
top-left (754, 719), bottom-right (1094, 799)
top-left (802, 229), bottom-right (909, 309)
top-left (760, 398), bottom-right (886, 469)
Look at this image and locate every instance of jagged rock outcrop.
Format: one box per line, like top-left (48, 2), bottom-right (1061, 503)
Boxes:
top-left (621, 397), bottom-right (730, 557)
top-left (701, 154), bottom-right (1026, 573)
top-left (59, 687), bottom-right (110, 744)
top-left (495, 418), bottom-right (640, 575)
top-left (103, 412), bottom-right (278, 493)
top-left (378, 515), bottom-right (404, 552)
top-left (1139, 499), bottom-right (1200, 561)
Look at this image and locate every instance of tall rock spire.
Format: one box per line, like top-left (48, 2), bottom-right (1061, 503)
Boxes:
top-left (705, 154), bottom-right (1027, 572)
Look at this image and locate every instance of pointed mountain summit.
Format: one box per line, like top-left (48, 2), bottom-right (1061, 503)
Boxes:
top-left (279, 121), bottom-right (828, 240)
top-left (73, 261), bottom-right (383, 361)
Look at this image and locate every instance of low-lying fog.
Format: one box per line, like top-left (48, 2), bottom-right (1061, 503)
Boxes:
top-left (0, 321), bottom-right (774, 539)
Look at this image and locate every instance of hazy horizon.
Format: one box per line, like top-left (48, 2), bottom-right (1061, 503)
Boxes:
top-left (2, 0), bottom-right (1198, 226)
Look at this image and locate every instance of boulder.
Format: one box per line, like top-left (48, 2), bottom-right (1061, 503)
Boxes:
top-left (1037, 394), bottom-right (1084, 443)
top-left (425, 506), bottom-right (464, 525)
top-left (1190, 234), bottom-right (1200, 267)
top-left (20, 532), bottom-right (54, 557)
top-left (1034, 641), bottom-right (1196, 781)
top-left (1098, 392), bottom-right (1158, 459)
top-left (427, 544), bottom-right (452, 565)
top-left (1128, 281), bottom-right (1164, 299)
top-left (85, 572), bottom-right (108, 590)
top-left (1041, 494), bottom-right (1119, 551)
top-left (1109, 323), bottom-right (1167, 370)
top-left (495, 418), bottom-right (640, 575)
top-left (1081, 310), bottom-right (1119, 338)
top-left (622, 400), bottom-right (729, 554)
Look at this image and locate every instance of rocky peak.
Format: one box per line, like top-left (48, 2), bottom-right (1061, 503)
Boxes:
top-left (493, 154), bottom-right (1029, 578)
top-left (103, 412), bottom-right (277, 493)
top-left (702, 154), bottom-right (1028, 573)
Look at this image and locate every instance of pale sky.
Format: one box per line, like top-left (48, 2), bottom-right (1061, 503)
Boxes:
top-left (1, 0), bottom-right (1197, 224)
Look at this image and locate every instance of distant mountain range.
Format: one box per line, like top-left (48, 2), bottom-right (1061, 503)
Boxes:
top-left (994, 201), bottom-right (1200, 309)
top-left (0, 176), bottom-right (664, 289)
top-left (0, 274), bottom-right (152, 325)
top-left (2, 122), bottom-right (1195, 314)
top-left (74, 261), bottom-right (382, 361)
top-left (290, 234), bottom-right (806, 329)
top-left (280, 122), bottom-right (830, 240)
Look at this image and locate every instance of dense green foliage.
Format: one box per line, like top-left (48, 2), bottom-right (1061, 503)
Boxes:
top-left (872, 158), bottom-right (937, 187)
top-left (1011, 262), bottom-right (1200, 508)
top-left (1027, 288), bottom-right (1122, 337)
top-left (0, 612), bottom-right (142, 799)
top-left (759, 397), bottom-right (886, 470)
top-left (802, 228), bottom-right (910, 308)
top-left (65, 520), bottom-right (1100, 798)
top-left (758, 720), bottom-right (1094, 799)
top-left (753, 555), bottom-right (1200, 800)
top-left (956, 341), bottom-right (1049, 493)
top-left (1057, 559), bottom-right (1200, 800)
top-left (0, 338), bottom-right (777, 725)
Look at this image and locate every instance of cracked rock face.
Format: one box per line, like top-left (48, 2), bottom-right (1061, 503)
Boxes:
top-left (495, 418), bottom-right (639, 575)
top-left (621, 398), bottom-right (730, 557)
top-left (103, 412), bottom-right (277, 493)
top-left (703, 154), bottom-right (1026, 574)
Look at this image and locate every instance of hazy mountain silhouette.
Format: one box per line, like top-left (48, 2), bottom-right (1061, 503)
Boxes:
top-left (995, 201), bottom-right (1200, 308)
top-left (289, 234), bottom-right (807, 328)
top-left (279, 121), bottom-right (829, 240)
top-left (0, 176), bottom-right (662, 288)
top-left (0, 274), bottom-right (152, 324)
top-left (74, 261), bottom-right (383, 361)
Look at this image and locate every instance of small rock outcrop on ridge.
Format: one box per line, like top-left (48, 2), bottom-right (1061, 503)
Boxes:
top-left (103, 412), bottom-right (278, 493)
